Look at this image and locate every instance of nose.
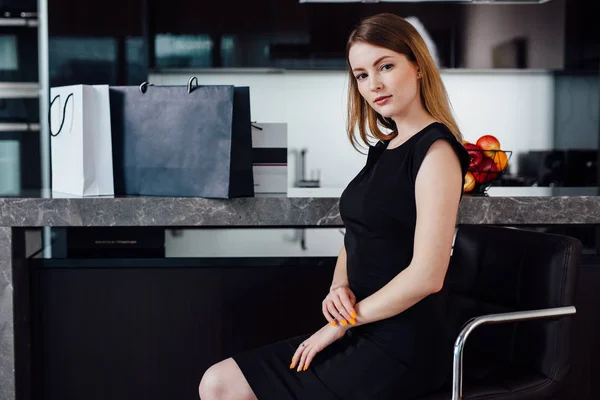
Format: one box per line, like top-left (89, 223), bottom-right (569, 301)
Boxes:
top-left (369, 76), bottom-right (382, 92)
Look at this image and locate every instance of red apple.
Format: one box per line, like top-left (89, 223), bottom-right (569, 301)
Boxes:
top-left (472, 157), bottom-right (499, 184)
top-left (476, 135), bottom-right (501, 158)
top-left (464, 143), bottom-right (484, 169)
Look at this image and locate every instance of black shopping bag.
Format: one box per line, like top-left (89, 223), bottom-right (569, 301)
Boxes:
top-left (109, 80), bottom-right (254, 198)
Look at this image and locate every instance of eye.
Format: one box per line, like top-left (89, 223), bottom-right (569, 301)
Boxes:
top-left (381, 63), bottom-right (393, 71)
top-left (355, 73), bottom-right (367, 81)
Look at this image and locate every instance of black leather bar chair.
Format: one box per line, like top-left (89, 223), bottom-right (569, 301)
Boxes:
top-left (422, 225), bottom-right (581, 400)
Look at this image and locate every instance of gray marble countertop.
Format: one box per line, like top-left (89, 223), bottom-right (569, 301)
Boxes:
top-left (1, 187), bottom-right (600, 400)
top-left (1, 187), bottom-right (600, 226)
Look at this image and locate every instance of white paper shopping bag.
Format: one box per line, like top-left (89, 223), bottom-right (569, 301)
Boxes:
top-left (50, 84), bottom-right (114, 196)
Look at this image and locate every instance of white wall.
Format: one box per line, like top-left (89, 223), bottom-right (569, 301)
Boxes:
top-left (151, 69), bottom-right (554, 187)
top-left (462, 0), bottom-right (565, 69)
top-left (152, 69), bottom-right (555, 257)
top-left (444, 71), bottom-right (554, 173)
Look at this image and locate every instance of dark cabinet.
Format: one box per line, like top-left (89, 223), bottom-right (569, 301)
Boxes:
top-left (48, 0), bottom-right (142, 36)
top-left (32, 258), bottom-right (335, 400)
top-left (46, 0), bottom-right (464, 69)
top-left (564, 0), bottom-right (600, 70)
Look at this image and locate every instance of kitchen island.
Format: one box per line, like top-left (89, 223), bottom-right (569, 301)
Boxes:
top-left (1, 190), bottom-right (599, 400)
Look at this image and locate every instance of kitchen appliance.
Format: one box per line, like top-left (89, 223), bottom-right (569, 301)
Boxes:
top-left (64, 227), bottom-right (165, 258)
top-left (251, 122), bottom-right (288, 194)
top-left (518, 150), bottom-right (598, 187)
top-left (0, 14), bottom-right (38, 82)
top-left (0, 4), bottom-right (41, 194)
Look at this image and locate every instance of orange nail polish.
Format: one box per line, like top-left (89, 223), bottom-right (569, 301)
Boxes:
top-left (303, 366), bottom-right (307, 371)
top-left (351, 312), bottom-right (357, 319)
top-left (350, 318), bottom-right (356, 325)
top-left (297, 366), bottom-right (301, 372)
top-left (341, 320), bottom-right (348, 326)
top-left (290, 363), bottom-right (294, 369)
top-left (330, 321), bottom-right (337, 327)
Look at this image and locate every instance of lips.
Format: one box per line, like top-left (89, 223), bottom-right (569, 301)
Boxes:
top-left (374, 95), bottom-right (392, 105)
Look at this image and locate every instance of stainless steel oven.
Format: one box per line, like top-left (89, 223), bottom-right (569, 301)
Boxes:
top-left (0, 18), bottom-right (38, 82)
top-left (0, 121), bottom-right (40, 195)
top-left (0, 3), bottom-right (40, 194)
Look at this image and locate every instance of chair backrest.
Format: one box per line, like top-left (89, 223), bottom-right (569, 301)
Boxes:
top-left (446, 225), bottom-right (581, 382)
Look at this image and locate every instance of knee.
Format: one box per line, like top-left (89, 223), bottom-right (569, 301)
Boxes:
top-left (199, 364), bottom-right (227, 400)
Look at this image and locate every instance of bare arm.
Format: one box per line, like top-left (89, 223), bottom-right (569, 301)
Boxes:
top-left (321, 244), bottom-right (358, 326)
top-left (329, 245), bottom-right (348, 291)
top-left (350, 139), bottom-right (463, 327)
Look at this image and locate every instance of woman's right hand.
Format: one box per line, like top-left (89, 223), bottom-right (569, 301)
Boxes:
top-left (322, 285), bottom-right (357, 327)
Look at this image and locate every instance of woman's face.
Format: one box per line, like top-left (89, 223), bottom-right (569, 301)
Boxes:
top-left (348, 42), bottom-right (421, 120)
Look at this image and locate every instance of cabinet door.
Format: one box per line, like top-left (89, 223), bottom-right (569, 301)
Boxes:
top-left (34, 259), bottom-right (335, 400)
top-left (48, 0), bottom-right (142, 36)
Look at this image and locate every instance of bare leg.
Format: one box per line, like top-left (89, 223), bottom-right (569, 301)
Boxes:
top-left (199, 358), bottom-right (258, 400)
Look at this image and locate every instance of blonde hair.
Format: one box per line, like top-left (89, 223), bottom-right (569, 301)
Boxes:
top-left (346, 13), bottom-right (463, 151)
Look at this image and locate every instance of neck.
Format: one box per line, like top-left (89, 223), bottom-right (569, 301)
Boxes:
top-left (391, 98), bottom-right (436, 140)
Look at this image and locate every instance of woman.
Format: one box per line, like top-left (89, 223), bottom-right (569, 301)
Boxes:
top-left (199, 13), bottom-right (470, 400)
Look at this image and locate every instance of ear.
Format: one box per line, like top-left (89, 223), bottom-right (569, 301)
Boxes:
top-left (414, 63), bottom-right (422, 79)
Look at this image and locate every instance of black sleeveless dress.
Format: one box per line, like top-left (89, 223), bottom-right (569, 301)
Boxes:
top-left (233, 122), bottom-right (470, 399)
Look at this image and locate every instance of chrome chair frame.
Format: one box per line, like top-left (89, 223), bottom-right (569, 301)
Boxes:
top-left (450, 306), bottom-right (577, 400)
top-left (448, 227), bottom-right (577, 400)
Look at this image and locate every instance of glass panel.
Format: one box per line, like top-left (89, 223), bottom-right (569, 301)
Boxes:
top-left (0, 35), bottom-right (18, 70)
top-left (155, 34), bottom-right (213, 69)
top-left (125, 36), bottom-right (146, 85)
top-left (0, 26), bottom-right (38, 81)
top-left (0, 139), bottom-right (20, 195)
top-left (49, 37), bottom-right (118, 86)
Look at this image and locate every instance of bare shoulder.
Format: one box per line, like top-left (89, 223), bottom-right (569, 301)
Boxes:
top-left (420, 138), bottom-right (462, 171)
top-left (415, 138), bottom-right (462, 200)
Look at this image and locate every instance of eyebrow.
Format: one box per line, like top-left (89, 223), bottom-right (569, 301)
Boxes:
top-left (352, 55), bottom-right (394, 72)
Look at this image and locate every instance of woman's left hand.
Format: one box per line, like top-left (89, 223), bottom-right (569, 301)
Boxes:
top-left (290, 323), bottom-right (348, 372)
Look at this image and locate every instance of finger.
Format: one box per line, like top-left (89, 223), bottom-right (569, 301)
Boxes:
top-left (304, 349), bottom-right (318, 371)
top-left (290, 344), bottom-right (305, 369)
top-left (322, 301), bottom-right (337, 327)
top-left (327, 302), bottom-right (347, 326)
top-left (339, 294), bottom-right (357, 321)
top-left (297, 345), bottom-right (310, 372)
top-left (349, 291), bottom-right (356, 305)
top-left (332, 296), bottom-right (352, 323)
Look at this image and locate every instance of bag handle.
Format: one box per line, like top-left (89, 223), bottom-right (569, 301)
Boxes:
top-left (49, 93), bottom-right (74, 137)
top-left (187, 76), bottom-right (198, 93)
top-left (139, 76), bottom-right (200, 95)
top-left (139, 81), bottom-right (154, 94)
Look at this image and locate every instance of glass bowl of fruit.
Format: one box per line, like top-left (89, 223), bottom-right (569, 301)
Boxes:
top-left (463, 135), bottom-right (512, 196)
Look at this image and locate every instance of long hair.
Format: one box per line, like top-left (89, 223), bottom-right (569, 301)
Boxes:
top-left (346, 13), bottom-right (463, 151)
